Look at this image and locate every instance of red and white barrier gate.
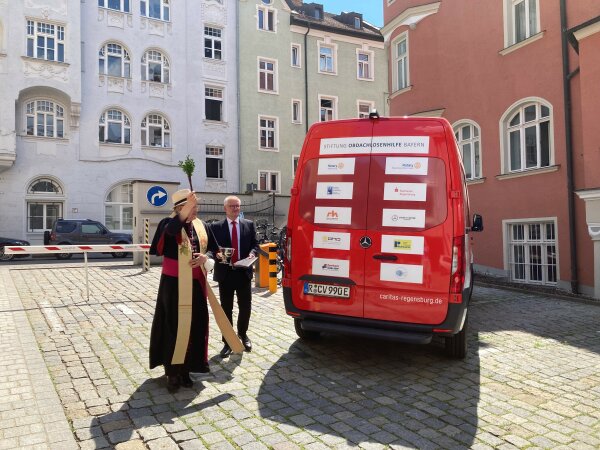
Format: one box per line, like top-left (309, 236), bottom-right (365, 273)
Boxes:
top-left (4, 244), bottom-right (152, 300)
top-left (4, 244), bottom-right (150, 255)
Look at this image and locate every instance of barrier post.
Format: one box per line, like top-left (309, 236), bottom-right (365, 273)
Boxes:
top-left (143, 219), bottom-right (150, 272)
top-left (268, 243), bottom-right (277, 293)
top-left (84, 252), bottom-right (89, 301)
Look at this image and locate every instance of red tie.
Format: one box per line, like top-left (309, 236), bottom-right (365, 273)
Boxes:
top-left (231, 221), bottom-right (239, 263)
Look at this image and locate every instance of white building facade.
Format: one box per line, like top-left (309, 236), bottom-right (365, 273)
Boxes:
top-left (0, 0), bottom-right (238, 243)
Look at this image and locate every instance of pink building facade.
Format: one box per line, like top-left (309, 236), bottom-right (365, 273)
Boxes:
top-left (382, 0), bottom-right (600, 298)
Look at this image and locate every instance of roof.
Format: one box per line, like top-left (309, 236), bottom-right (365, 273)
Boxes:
top-left (284, 0), bottom-right (383, 41)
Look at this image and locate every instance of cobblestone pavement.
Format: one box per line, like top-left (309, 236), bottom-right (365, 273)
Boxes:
top-left (1, 262), bottom-right (599, 449)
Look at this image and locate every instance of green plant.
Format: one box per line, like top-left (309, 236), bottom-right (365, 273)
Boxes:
top-left (178, 155), bottom-right (195, 190)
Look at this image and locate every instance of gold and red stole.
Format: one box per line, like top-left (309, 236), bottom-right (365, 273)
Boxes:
top-left (171, 218), bottom-right (208, 365)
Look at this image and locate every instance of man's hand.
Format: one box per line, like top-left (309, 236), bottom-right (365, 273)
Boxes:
top-left (190, 252), bottom-right (208, 268)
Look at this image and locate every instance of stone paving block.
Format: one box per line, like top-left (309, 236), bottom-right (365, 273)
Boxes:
top-left (147, 437), bottom-right (179, 449)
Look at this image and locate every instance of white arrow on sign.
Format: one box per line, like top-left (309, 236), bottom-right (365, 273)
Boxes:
top-left (151, 190), bottom-right (167, 205)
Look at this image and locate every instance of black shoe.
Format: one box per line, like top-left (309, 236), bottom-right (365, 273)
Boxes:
top-left (166, 375), bottom-right (180, 391)
top-left (180, 372), bottom-right (193, 388)
top-left (219, 344), bottom-right (232, 358)
top-left (197, 363), bottom-right (210, 373)
top-left (240, 335), bottom-right (252, 352)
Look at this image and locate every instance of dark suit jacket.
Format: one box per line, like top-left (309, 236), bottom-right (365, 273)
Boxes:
top-left (208, 218), bottom-right (259, 282)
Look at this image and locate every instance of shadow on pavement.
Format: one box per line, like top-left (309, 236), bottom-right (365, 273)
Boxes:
top-left (257, 331), bottom-right (481, 448)
top-left (88, 377), bottom-right (234, 447)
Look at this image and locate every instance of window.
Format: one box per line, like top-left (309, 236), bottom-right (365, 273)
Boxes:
top-left (393, 34), bottom-right (408, 91)
top-left (259, 116), bottom-right (277, 150)
top-left (141, 49), bottom-right (170, 83)
top-left (105, 183), bottom-right (133, 232)
top-left (354, 17), bottom-right (361, 29)
top-left (292, 155), bottom-right (300, 178)
top-left (358, 101), bottom-right (374, 119)
top-left (141, 113), bottom-right (171, 147)
top-left (504, 101), bottom-right (551, 172)
top-left (98, 0), bottom-right (130, 13)
top-left (259, 170), bottom-right (280, 193)
top-left (505, 0), bottom-right (539, 46)
top-left (205, 87), bottom-right (223, 122)
top-left (258, 5), bottom-right (275, 31)
top-left (27, 178), bottom-right (63, 232)
top-left (140, 0), bottom-right (170, 21)
top-left (206, 146), bottom-right (224, 179)
top-left (292, 99), bottom-right (302, 124)
top-left (319, 96), bottom-right (337, 122)
top-left (291, 44), bottom-right (301, 67)
top-left (454, 122), bottom-right (482, 180)
top-left (357, 51), bottom-right (372, 80)
top-left (204, 26), bottom-right (222, 60)
top-left (99, 43), bottom-right (131, 78)
top-left (26, 20), bottom-right (65, 62)
top-left (507, 221), bottom-right (557, 285)
top-left (26, 100), bottom-right (65, 138)
top-left (258, 58), bottom-right (277, 92)
top-left (99, 109), bottom-right (131, 144)
top-left (318, 43), bottom-right (335, 74)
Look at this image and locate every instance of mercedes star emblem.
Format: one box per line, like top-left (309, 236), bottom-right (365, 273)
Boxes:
top-left (359, 236), bottom-right (372, 248)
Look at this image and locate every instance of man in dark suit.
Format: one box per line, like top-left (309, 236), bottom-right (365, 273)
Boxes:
top-left (209, 195), bottom-right (259, 358)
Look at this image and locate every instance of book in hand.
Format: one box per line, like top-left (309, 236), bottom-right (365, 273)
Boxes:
top-left (233, 254), bottom-right (258, 268)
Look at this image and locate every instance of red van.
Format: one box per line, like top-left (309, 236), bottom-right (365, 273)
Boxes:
top-left (282, 114), bottom-right (483, 358)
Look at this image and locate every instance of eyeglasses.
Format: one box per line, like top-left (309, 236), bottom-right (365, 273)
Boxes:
top-left (227, 204), bottom-right (241, 209)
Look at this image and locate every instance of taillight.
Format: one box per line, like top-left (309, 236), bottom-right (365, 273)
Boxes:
top-left (284, 228), bottom-right (291, 276)
top-left (450, 236), bottom-right (465, 295)
top-left (50, 232), bottom-right (56, 241)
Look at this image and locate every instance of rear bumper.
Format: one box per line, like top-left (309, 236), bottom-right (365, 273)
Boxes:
top-left (283, 286), bottom-right (470, 343)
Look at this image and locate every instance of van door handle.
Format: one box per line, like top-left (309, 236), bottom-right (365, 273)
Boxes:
top-left (373, 254), bottom-right (398, 261)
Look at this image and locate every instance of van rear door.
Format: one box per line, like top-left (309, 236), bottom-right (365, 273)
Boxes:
top-left (292, 120), bottom-right (373, 318)
top-left (361, 119), bottom-right (453, 325)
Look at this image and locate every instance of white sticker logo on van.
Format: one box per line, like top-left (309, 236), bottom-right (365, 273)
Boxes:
top-left (381, 235), bottom-right (424, 255)
top-left (385, 157), bottom-right (429, 175)
top-left (315, 207), bottom-right (352, 225)
top-left (316, 182), bottom-right (354, 200)
top-left (384, 183), bottom-right (427, 202)
top-left (380, 263), bottom-right (423, 284)
top-left (320, 136), bottom-right (429, 155)
top-left (382, 209), bottom-right (425, 228)
top-left (371, 136), bottom-right (429, 154)
top-left (320, 137), bottom-right (372, 155)
top-left (317, 158), bottom-right (356, 175)
top-left (312, 258), bottom-right (350, 277)
top-left (313, 231), bottom-right (351, 250)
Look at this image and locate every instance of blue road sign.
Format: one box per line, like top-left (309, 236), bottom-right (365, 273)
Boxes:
top-left (147, 186), bottom-right (168, 207)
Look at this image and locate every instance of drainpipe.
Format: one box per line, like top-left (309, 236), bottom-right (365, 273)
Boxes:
top-left (236, 0), bottom-right (242, 193)
top-left (304, 22), bottom-right (310, 132)
top-left (560, 0), bottom-right (578, 294)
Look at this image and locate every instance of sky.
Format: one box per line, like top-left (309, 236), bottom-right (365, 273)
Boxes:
top-left (319, 0), bottom-right (383, 27)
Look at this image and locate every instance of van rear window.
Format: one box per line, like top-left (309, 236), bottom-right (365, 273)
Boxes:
top-left (298, 156), bottom-right (448, 231)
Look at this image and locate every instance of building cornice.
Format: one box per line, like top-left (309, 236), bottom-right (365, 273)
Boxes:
top-left (381, 1), bottom-right (441, 42)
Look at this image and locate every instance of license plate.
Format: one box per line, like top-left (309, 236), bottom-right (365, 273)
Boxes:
top-left (303, 282), bottom-right (350, 298)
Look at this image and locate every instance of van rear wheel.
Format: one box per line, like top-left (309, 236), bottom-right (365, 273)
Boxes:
top-left (445, 317), bottom-right (468, 359)
top-left (294, 319), bottom-right (320, 340)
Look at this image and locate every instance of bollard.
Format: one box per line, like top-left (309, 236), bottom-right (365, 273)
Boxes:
top-left (143, 218), bottom-right (150, 272)
top-left (258, 243), bottom-right (270, 288)
top-left (268, 243), bottom-right (277, 293)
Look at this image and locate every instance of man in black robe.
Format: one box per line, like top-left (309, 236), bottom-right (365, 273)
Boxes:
top-left (149, 189), bottom-right (218, 390)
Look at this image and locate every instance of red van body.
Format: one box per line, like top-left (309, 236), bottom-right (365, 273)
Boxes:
top-left (282, 116), bottom-right (482, 358)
